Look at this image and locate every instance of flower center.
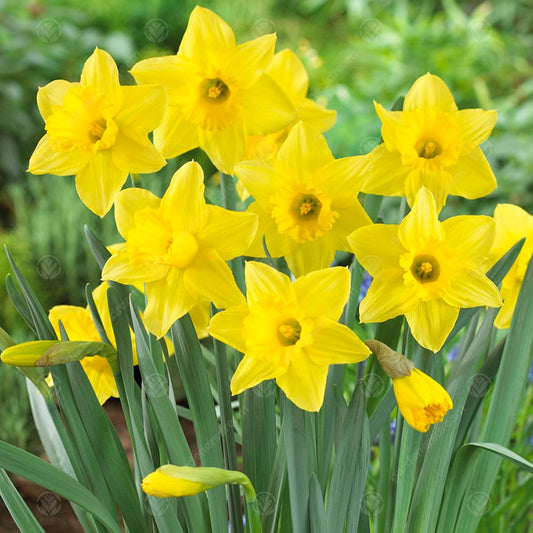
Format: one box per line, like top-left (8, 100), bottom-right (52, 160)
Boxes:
top-left (295, 194), bottom-right (321, 219)
top-left (277, 318), bottom-right (302, 346)
top-left (411, 255), bottom-right (440, 283)
top-left (46, 86), bottom-right (118, 152)
top-left (417, 140), bottom-right (441, 159)
top-left (201, 78), bottom-right (230, 103)
top-left (165, 231), bottom-right (199, 268)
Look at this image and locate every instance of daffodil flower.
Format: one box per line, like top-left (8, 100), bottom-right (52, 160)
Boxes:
top-left (131, 6), bottom-right (296, 174)
top-left (48, 282), bottom-right (137, 404)
top-left (366, 339), bottom-right (453, 432)
top-left (29, 48), bottom-right (167, 216)
top-left (362, 73), bottom-right (497, 209)
top-left (102, 161), bottom-right (258, 338)
top-left (209, 261), bottom-right (370, 412)
top-left (235, 122), bottom-right (371, 277)
top-left (490, 204), bottom-right (533, 329)
top-left (349, 187), bottom-right (502, 352)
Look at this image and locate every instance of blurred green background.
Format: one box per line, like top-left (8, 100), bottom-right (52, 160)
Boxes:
top-left (0, 2), bottom-right (531, 526)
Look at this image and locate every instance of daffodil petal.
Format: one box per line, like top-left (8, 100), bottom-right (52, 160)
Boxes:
top-left (316, 155), bottom-right (369, 205)
top-left (49, 305), bottom-right (98, 341)
top-left (225, 34), bottom-right (276, 87)
top-left (114, 187), bottom-right (161, 238)
top-left (333, 204), bottom-right (372, 252)
top-left (285, 234), bottom-right (337, 277)
top-left (161, 161), bottom-right (207, 232)
top-left (153, 107), bottom-right (200, 159)
top-left (184, 249), bottom-right (245, 309)
top-left (198, 206), bottom-right (258, 261)
top-left (234, 160), bottom-right (280, 204)
top-left (37, 80), bottom-right (75, 120)
top-left (208, 304), bottom-right (249, 353)
top-left (405, 299), bottom-right (459, 352)
top-left (494, 290), bottom-right (519, 330)
top-left (130, 55), bottom-right (192, 91)
top-left (267, 49), bottom-right (308, 100)
top-left (446, 147), bottom-right (496, 199)
top-left (243, 73), bottom-right (296, 135)
top-left (80, 48), bottom-right (122, 110)
top-left (361, 143), bottom-right (410, 196)
top-left (349, 224), bottom-right (404, 276)
top-left (75, 150), bottom-right (128, 217)
top-left (144, 269), bottom-right (197, 338)
top-left (28, 135), bottom-right (91, 176)
top-left (244, 261), bottom-right (293, 304)
top-left (276, 122), bottom-right (333, 180)
top-left (276, 350), bottom-right (328, 412)
top-left (305, 317), bottom-right (370, 364)
top-left (112, 135), bottom-right (166, 174)
top-left (456, 109), bottom-right (497, 147)
top-left (374, 103), bottom-right (403, 151)
top-left (179, 6), bottom-right (236, 62)
top-left (243, 201), bottom-right (280, 257)
top-left (403, 73), bottom-right (458, 113)
top-left (293, 266), bottom-right (350, 320)
top-left (81, 356), bottom-right (118, 405)
top-left (444, 271), bottom-right (502, 309)
top-left (102, 249), bottom-right (168, 284)
top-left (115, 85), bottom-right (167, 133)
top-left (231, 355), bottom-right (280, 395)
top-left (399, 188), bottom-right (443, 249)
top-left (359, 271), bottom-right (418, 323)
top-left (296, 98), bottom-right (337, 132)
top-left (199, 119), bottom-right (246, 175)
top-left (442, 215), bottom-right (495, 261)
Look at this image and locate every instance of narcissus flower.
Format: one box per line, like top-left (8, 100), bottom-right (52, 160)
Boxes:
top-left (362, 73), bottom-right (497, 209)
top-left (235, 122), bottom-right (371, 277)
top-left (131, 6), bottom-right (296, 174)
top-left (29, 48), bottom-right (167, 216)
top-left (209, 261), bottom-right (370, 411)
top-left (48, 282), bottom-right (137, 404)
top-left (490, 204), bottom-right (533, 329)
top-left (349, 188), bottom-right (502, 352)
top-left (366, 340), bottom-right (453, 432)
top-left (142, 465), bottom-right (254, 499)
top-left (102, 161), bottom-right (258, 338)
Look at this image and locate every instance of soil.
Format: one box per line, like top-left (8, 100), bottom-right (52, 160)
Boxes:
top-left (0, 399), bottom-right (197, 533)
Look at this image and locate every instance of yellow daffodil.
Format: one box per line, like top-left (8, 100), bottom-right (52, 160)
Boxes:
top-left (48, 282), bottom-right (137, 404)
top-left (366, 339), bottom-right (453, 432)
top-left (29, 48), bottom-right (167, 217)
top-left (234, 122), bottom-right (371, 277)
top-left (239, 49), bottom-right (336, 188)
top-left (490, 204), bottom-right (533, 329)
top-left (362, 73), bottom-right (497, 210)
top-left (102, 161), bottom-right (258, 338)
top-left (209, 261), bottom-right (370, 411)
top-left (349, 188), bottom-right (502, 352)
top-left (142, 465), bottom-right (254, 499)
top-left (131, 6), bottom-right (296, 174)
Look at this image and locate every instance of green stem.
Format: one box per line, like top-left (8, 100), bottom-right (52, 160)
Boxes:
top-left (213, 333), bottom-right (243, 533)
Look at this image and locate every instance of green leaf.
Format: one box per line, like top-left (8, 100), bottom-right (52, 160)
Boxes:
top-left (462, 442), bottom-right (533, 474)
top-left (0, 440), bottom-right (122, 533)
top-left (309, 473), bottom-right (327, 533)
top-left (0, 468), bottom-right (46, 533)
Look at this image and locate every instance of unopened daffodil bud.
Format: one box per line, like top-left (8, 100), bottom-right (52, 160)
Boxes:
top-left (366, 339), bottom-right (453, 432)
top-left (1, 340), bottom-right (116, 368)
top-left (142, 465), bottom-right (255, 501)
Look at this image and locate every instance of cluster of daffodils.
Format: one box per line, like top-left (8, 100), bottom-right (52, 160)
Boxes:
top-left (3, 4), bottom-right (531, 499)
